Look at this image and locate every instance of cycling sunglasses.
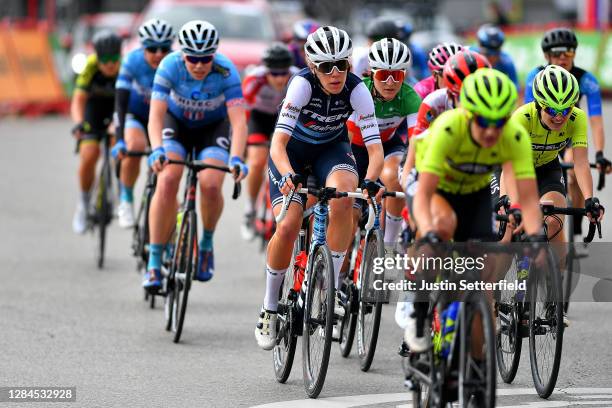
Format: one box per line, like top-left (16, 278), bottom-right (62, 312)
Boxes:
top-left (185, 54), bottom-right (214, 64)
top-left (98, 54), bottom-right (120, 63)
top-left (372, 69), bottom-right (406, 83)
top-left (145, 45), bottom-right (171, 54)
top-left (474, 115), bottom-right (508, 129)
top-left (544, 106), bottom-right (572, 117)
top-left (313, 59), bottom-right (349, 74)
top-left (548, 49), bottom-right (575, 58)
top-left (268, 69), bottom-right (290, 77)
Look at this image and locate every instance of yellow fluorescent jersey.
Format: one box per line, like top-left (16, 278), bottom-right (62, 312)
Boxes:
top-left (75, 54), bottom-right (117, 99)
top-left (416, 108), bottom-right (535, 195)
top-left (512, 102), bottom-right (588, 168)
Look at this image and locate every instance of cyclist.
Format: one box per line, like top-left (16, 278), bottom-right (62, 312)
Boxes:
top-left (352, 17), bottom-right (402, 79)
top-left (348, 38), bottom-right (421, 246)
top-left (401, 50), bottom-right (491, 212)
top-left (501, 65), bottom-right (604, 260)
top-left (406, 68), bottom-right (543, 352)
top-left (71, 31), bottom-right (122, 234)
top-left (471, 24), bottom-right (519, 91)
top-left (143, 20), bottom-right (248, 290)
top-left (288, 19), bottom-right (321, 69)
top-left (111, 18), bottom-right (174, 228)
top-left (241, 43), bottom-right (299, 240)
top-left (398, 22), bottom-right (430, 82)
top-left (254, 26), bottom-right (383, 350)
top-left (524, 28), bottom-right (611, 236)
top-left (413, 42), bottom-right (464, 99)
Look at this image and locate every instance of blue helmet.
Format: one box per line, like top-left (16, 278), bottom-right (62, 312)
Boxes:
top-left (399, 22), bottom-right (413, 41)
top-left (293, 19), bottom-right (321, 41)
top-left (477, 24), bottom-right (505, 50)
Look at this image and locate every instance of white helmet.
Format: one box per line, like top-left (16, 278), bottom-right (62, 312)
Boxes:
top-left (178, 20), bottom-right (219, 55)
top-left (304, 26), bottom-right (352, 63)
top-left (368, 38), bottom-right (411, 70)
top-left (138, 18), bottom-right (174, 45)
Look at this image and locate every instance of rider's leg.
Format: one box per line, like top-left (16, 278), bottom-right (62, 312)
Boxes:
top-left (73, 140), bottom-right (100, 233)
top-left (381, 154), bottom-right (405, 244)
top-left (118, 123), bottom-right (147, 227)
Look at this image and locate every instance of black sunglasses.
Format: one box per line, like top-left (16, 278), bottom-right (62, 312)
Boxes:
top-left (185, 54), bottom-right (214, 64)
top-left (313, 59), bottom-right (349, 75)
top-left (146, 45), bottom-right (171, 54)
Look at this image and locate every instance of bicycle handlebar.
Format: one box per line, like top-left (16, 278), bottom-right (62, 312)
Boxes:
top-left (559, 161), bottom-right (606, 191)
top-left (124, 149), bottom-right (151, 157)
top-left (166, 159), bottom-right (241, 200)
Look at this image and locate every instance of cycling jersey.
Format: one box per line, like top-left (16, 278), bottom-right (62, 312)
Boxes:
top-left (408, 43), bottom-right (430, 81)
top-left (413, 88), bottom-right (454, 137)
top-left (116, 47), bottom-right (156, 122)
top-left (512, 102), bottom-right (588, 168)
top-left (469, 47), bottom-right (519, 91)
top-left (524, 65), bottom-right (602, 117)
top-left (76, 54), bottom-right (118, 100)
top-left (347, 77), bottom-right (421, 146)
top-left (242, 65), bottom-right (300, 115)
top-left (413, 76), bottom-right (436, 99)
top-left (416, 108), bottom-right (535, 194)
top-left (288, 42), bottom-right (307, 69)
top-left (275, 68), bottom-right (379, 145)
top-left (151, 51), bottom-right (244, 128)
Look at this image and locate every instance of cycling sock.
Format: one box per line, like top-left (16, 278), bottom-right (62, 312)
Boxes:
top-left (199, 230), bottom-right (214, 252)
top-left (244, 198), bottom-right (255, 215)
top-left (119, 183), bottom-right (134, 203)
top-left (263, 265), bottom-right (287, 312)
top-left (147, 243), bottom-right (163, 271)
top-left (80, 190), bottom-right (91, 208)
top-left (384, 213), bottom-right (403, 244)
top-left (331, 250), bottom-right (347, 289)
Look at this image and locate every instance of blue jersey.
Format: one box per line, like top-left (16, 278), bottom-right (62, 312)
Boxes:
top-left (470, 46), bottom-right (519, 92)
top-left (151, 51), bottom-right (244, 128)
top-left (116, 48), bottom-right (156, 120)
top-left (524, 65), bottom-right (602, 117)
top-left (409, 43), bottom-right (430, 81)
top-left (275, 68), bottom-right (379, 145)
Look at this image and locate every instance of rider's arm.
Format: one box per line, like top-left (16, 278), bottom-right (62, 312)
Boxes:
top-left (413, 171), bottom-right (438, 234)
top-left (149, 58), bottom-right (174, 149)
top-left (270, 131), bottom-right (295, 176)
top-left (71, 90), bottom-right (88, 124)
top-left (574, 147), bottom-right (594, 199)
top-left (581, 72), bottom-right (605, 152)
top-left (227, 104), bottom-right (248, 160)
top-left (400, 141), bottom-right (416, 191)
top-left (350, 81), bottom-right (383, 180)
top-left (515, 178), bottom-right (542, 235)
top-left (114, 56), bottom-right (134, 142)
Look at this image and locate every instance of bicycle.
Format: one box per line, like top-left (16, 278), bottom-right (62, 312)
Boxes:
top-left (272, 181), bottom-right (374, 398)
top-left (162, 157), bottom-right (241, 343)
top-left (253, 174), bottom-right (275, 252)
top-left (338, 191), bottom-right (405, 372)
top-left (495, 202), bottom-right (601, 398)
top-left (403, 242), bottom-right (498, 407)
top-left (82, 131), bottom-right (114, 269)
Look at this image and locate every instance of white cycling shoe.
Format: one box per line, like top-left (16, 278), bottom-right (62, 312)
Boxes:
top-left (72, 203), bottom-right (88, 234)
top-left (118, 201), bottom-right (135, 229)
top-left (255, 309), bottom-right (277, 350)
top-left (403, 314), bottom-right (431, 353)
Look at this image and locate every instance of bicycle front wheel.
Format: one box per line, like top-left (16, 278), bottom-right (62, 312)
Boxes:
top-left (171, 210), bottom-right (197, 343)
top-left (459, 292), bottom-right (496, 408)
top-left (356, 229), bottom-right (384, 372)
top-left (95, 157), bottom-right (113, 269)
top-left (529, 246), bottom-right (564, 398)
top-left (302, 244), bottom-right (334, 398)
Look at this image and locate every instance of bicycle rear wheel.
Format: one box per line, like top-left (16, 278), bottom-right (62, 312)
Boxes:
top-left (339, 231), bottom-right (360, 358)
top-left (273, 238), bottom-right (300, 383)
top-left (529, 246), bottom-right (564, 398)
top-left (496, 254), bottom-right (523, 384)
top-left (171, 210), bottom-right (197, 343)
top-left (356, 229), bottom-right (384, 372)
top-left (459, 292), bottom-right (496, 408)
top-left (302, 244), bottom-right (334, 398)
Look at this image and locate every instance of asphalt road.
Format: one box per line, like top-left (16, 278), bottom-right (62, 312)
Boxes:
top-left (1, 107), bottom-right (612, 408)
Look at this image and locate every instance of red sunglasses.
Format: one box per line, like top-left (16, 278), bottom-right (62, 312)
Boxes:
top-left (372, 69), bottom-right (405, 83)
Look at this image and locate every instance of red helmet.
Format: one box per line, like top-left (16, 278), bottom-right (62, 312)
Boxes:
top-left (442, 50), bottom-right (491, 95)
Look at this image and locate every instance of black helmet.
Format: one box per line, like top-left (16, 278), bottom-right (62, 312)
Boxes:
top-left (541, 27), bottom-right (578, 52)
top-left (366, 17), bottom-right (400, 41)
top-left (93, 31), bottom-right (122, 57)
top-left (262, 42), bottom-right (293, 69)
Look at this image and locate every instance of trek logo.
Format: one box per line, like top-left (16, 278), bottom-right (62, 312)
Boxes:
top-left (301, 108), bottom-right (350, 123)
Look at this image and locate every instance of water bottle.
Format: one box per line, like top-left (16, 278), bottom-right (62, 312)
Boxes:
top-left (516, 256), bottom-right (529, 302)
top-left (440, 302), bottom-right (459, 359)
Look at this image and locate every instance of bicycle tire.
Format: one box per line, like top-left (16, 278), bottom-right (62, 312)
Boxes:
top-left (496, 255), bottom-right (523, 384)
top-left (273, 239), bottom-right (300, 383)
top-left (302, 244), bottom-right (334, 398)
top-left (171, 210), bottom-right (197, 343)
top-left (338, 279), bottom-right (357, 358)
top-left (529, 246), bottom-right (564, 398)
top-left (357, 229), bottom-right (384, 372)
top-left (96, 156), bottom-right (112, 269)
top-left (459, 291), bottom-right (496, 408)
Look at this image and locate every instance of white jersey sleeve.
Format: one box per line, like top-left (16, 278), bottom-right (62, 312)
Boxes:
top-left (350, 81), bottom-right (380, 146)
top-left (274, 75), bottom-right (312, 136)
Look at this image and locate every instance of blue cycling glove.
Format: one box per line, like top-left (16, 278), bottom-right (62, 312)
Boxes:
top-left (111, 140), bottom-right (127, 159)
top-left (148, 147), bottom-right (166, 168)
top-left (229, 156), bottom-right (248, 178)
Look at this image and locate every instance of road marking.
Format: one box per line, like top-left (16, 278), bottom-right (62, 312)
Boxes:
top-left (250, 388), bottom-right (612, 408)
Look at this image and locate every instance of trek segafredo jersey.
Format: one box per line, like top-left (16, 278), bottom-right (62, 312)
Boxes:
top-left (275, 68), bottom-right (380, 145)
top-left (151, 51), bottom-right (244, 128)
